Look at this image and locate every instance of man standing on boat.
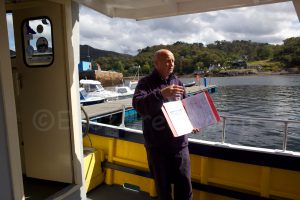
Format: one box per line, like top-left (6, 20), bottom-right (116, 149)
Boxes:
top-left (132, 49), bottom-right (197, 200)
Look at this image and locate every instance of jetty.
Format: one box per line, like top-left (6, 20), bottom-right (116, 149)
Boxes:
top-left (82, 85), bottom-right (216, 119)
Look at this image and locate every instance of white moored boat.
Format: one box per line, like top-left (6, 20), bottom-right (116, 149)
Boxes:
top-left (80, 79), bottom-right (119, 101)
top-left (79, 88), bottom-right (106, 105)
top-left (114, 86), bottom-right (134, 100)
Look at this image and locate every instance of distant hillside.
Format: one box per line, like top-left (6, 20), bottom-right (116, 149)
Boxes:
top-left (80, 45), bottom-right (132, 61)
top-left (79, 37), bottom-right (299, 76)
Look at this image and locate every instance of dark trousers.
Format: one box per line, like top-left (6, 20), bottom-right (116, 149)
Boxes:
top-left (146, 146), bottom-right (193, 200)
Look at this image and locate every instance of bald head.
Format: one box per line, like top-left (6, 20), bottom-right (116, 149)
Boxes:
top-left (154, 49), bottom-right (175, 79)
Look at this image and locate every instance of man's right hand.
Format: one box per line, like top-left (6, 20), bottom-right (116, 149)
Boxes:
top-left (160, 84), bottom-right (184, 99)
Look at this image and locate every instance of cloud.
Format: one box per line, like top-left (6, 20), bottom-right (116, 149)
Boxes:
top-left (79, 1), bottom-right (300, 55)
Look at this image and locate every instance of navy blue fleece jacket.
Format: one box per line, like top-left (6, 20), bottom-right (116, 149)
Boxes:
top-left (132, 69), bottom-right (188, 150)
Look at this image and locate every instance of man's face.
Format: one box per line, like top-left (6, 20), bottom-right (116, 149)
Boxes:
top-left (155, 51), bottom-right (175, 79)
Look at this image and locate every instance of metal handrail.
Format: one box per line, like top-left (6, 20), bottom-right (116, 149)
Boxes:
top-left (120, 105), bottom-right (126, 128)
top-left (220, 115), bottom-right (300, 151)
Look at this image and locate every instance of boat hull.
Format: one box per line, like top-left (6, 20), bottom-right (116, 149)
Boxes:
top-left (83, 123), bottom-right (300, 200)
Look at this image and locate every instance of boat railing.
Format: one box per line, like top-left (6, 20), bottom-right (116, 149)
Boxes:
top-left (86, 107), bottom-right (300, 152)
top-left (220, 115), bottom-right (300, 151)
top-left (120, 105), bottom-right (126, 128)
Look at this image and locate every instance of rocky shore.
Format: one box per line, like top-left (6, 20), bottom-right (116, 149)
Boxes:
top-left (179, 68), bottom-right (299, 78)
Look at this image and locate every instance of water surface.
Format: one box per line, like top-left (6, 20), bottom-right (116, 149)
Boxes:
top-left (128, 75), bottom-right (300, 152)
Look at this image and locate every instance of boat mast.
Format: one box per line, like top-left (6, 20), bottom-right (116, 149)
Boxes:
top-left (134, 65), bottom-right (140, 80)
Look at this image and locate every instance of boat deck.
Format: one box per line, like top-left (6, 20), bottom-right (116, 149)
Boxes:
top-left (23, 176), bottom-right (153, 200)
top-left (23, 177), bottom-right (70, 200)
top-left (82, 85), bottom-right (216, 118)
top-left (87, 184), bottom-right (154, 200)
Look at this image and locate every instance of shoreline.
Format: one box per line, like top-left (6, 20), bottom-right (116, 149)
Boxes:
top-left (178, 71), bottom-right (299, 78)
top-left (124, 71), bottom-right (299, 80)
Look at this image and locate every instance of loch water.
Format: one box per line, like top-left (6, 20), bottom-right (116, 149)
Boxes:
top-left (128, 75), bottom-right (300, 152)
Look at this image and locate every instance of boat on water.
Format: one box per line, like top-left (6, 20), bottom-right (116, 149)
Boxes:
top-left (1, 0), bottom-right (300, 200)
top-left (114, 79), bottom-right (196, 100)
top-left (114, 86), bottom-right (134, 100)
top-left (184, 80), bottom-right (196, 87)
top-left (80, 79), bottom-right (119, 101)
top-left (128, 80), bottom-right (138, 91)
top-left (79, 88), bottom-right (106, 105)
top-left (126, 65), bottom-right (140, 92)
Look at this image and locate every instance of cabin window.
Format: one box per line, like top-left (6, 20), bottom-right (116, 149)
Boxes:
top-left (117, 88), bottom-right (127, 94)
top-left (83, 85), bottom-right (90, 92)
top-left (6, 13), bottom-right (16, 58)
top-left (89, 84), bottom-right (98, 92)
top-left (22, 17), bottom-right (54, 67)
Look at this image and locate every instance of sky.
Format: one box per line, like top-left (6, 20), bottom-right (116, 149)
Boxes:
top-left (79, 1), bottom-right (300, 55)
top-left (6, 1), bottom-right (300, 55)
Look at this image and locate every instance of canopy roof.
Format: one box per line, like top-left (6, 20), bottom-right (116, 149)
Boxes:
top-left (75, 0), bottom-right (291, 20)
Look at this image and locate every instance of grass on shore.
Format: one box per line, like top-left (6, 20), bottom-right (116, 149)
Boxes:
top-left (248, 59), bottom-right (283, 72)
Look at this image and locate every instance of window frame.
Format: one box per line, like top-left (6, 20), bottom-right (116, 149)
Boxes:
top-left (21, 16), bottom-right (55, 68)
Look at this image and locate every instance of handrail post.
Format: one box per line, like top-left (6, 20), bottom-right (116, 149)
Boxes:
top-left (282, 121), bottom-right (288, 151)
top-left (120, 105), bottom-right (126, 127)
top-left (222, 117), bottom-right (226, 144)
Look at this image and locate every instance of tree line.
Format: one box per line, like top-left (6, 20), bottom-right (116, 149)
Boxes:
top-left (91, 37), bottom-right (300, 76)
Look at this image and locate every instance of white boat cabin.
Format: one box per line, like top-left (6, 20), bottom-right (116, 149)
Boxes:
top-left (80, 79), bottom-right (119, 101)
top-left (80, 79), bottom-right (105, 93)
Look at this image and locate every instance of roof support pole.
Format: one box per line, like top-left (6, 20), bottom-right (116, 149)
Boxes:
top-left (0, 1), bottom-right (24, 200)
